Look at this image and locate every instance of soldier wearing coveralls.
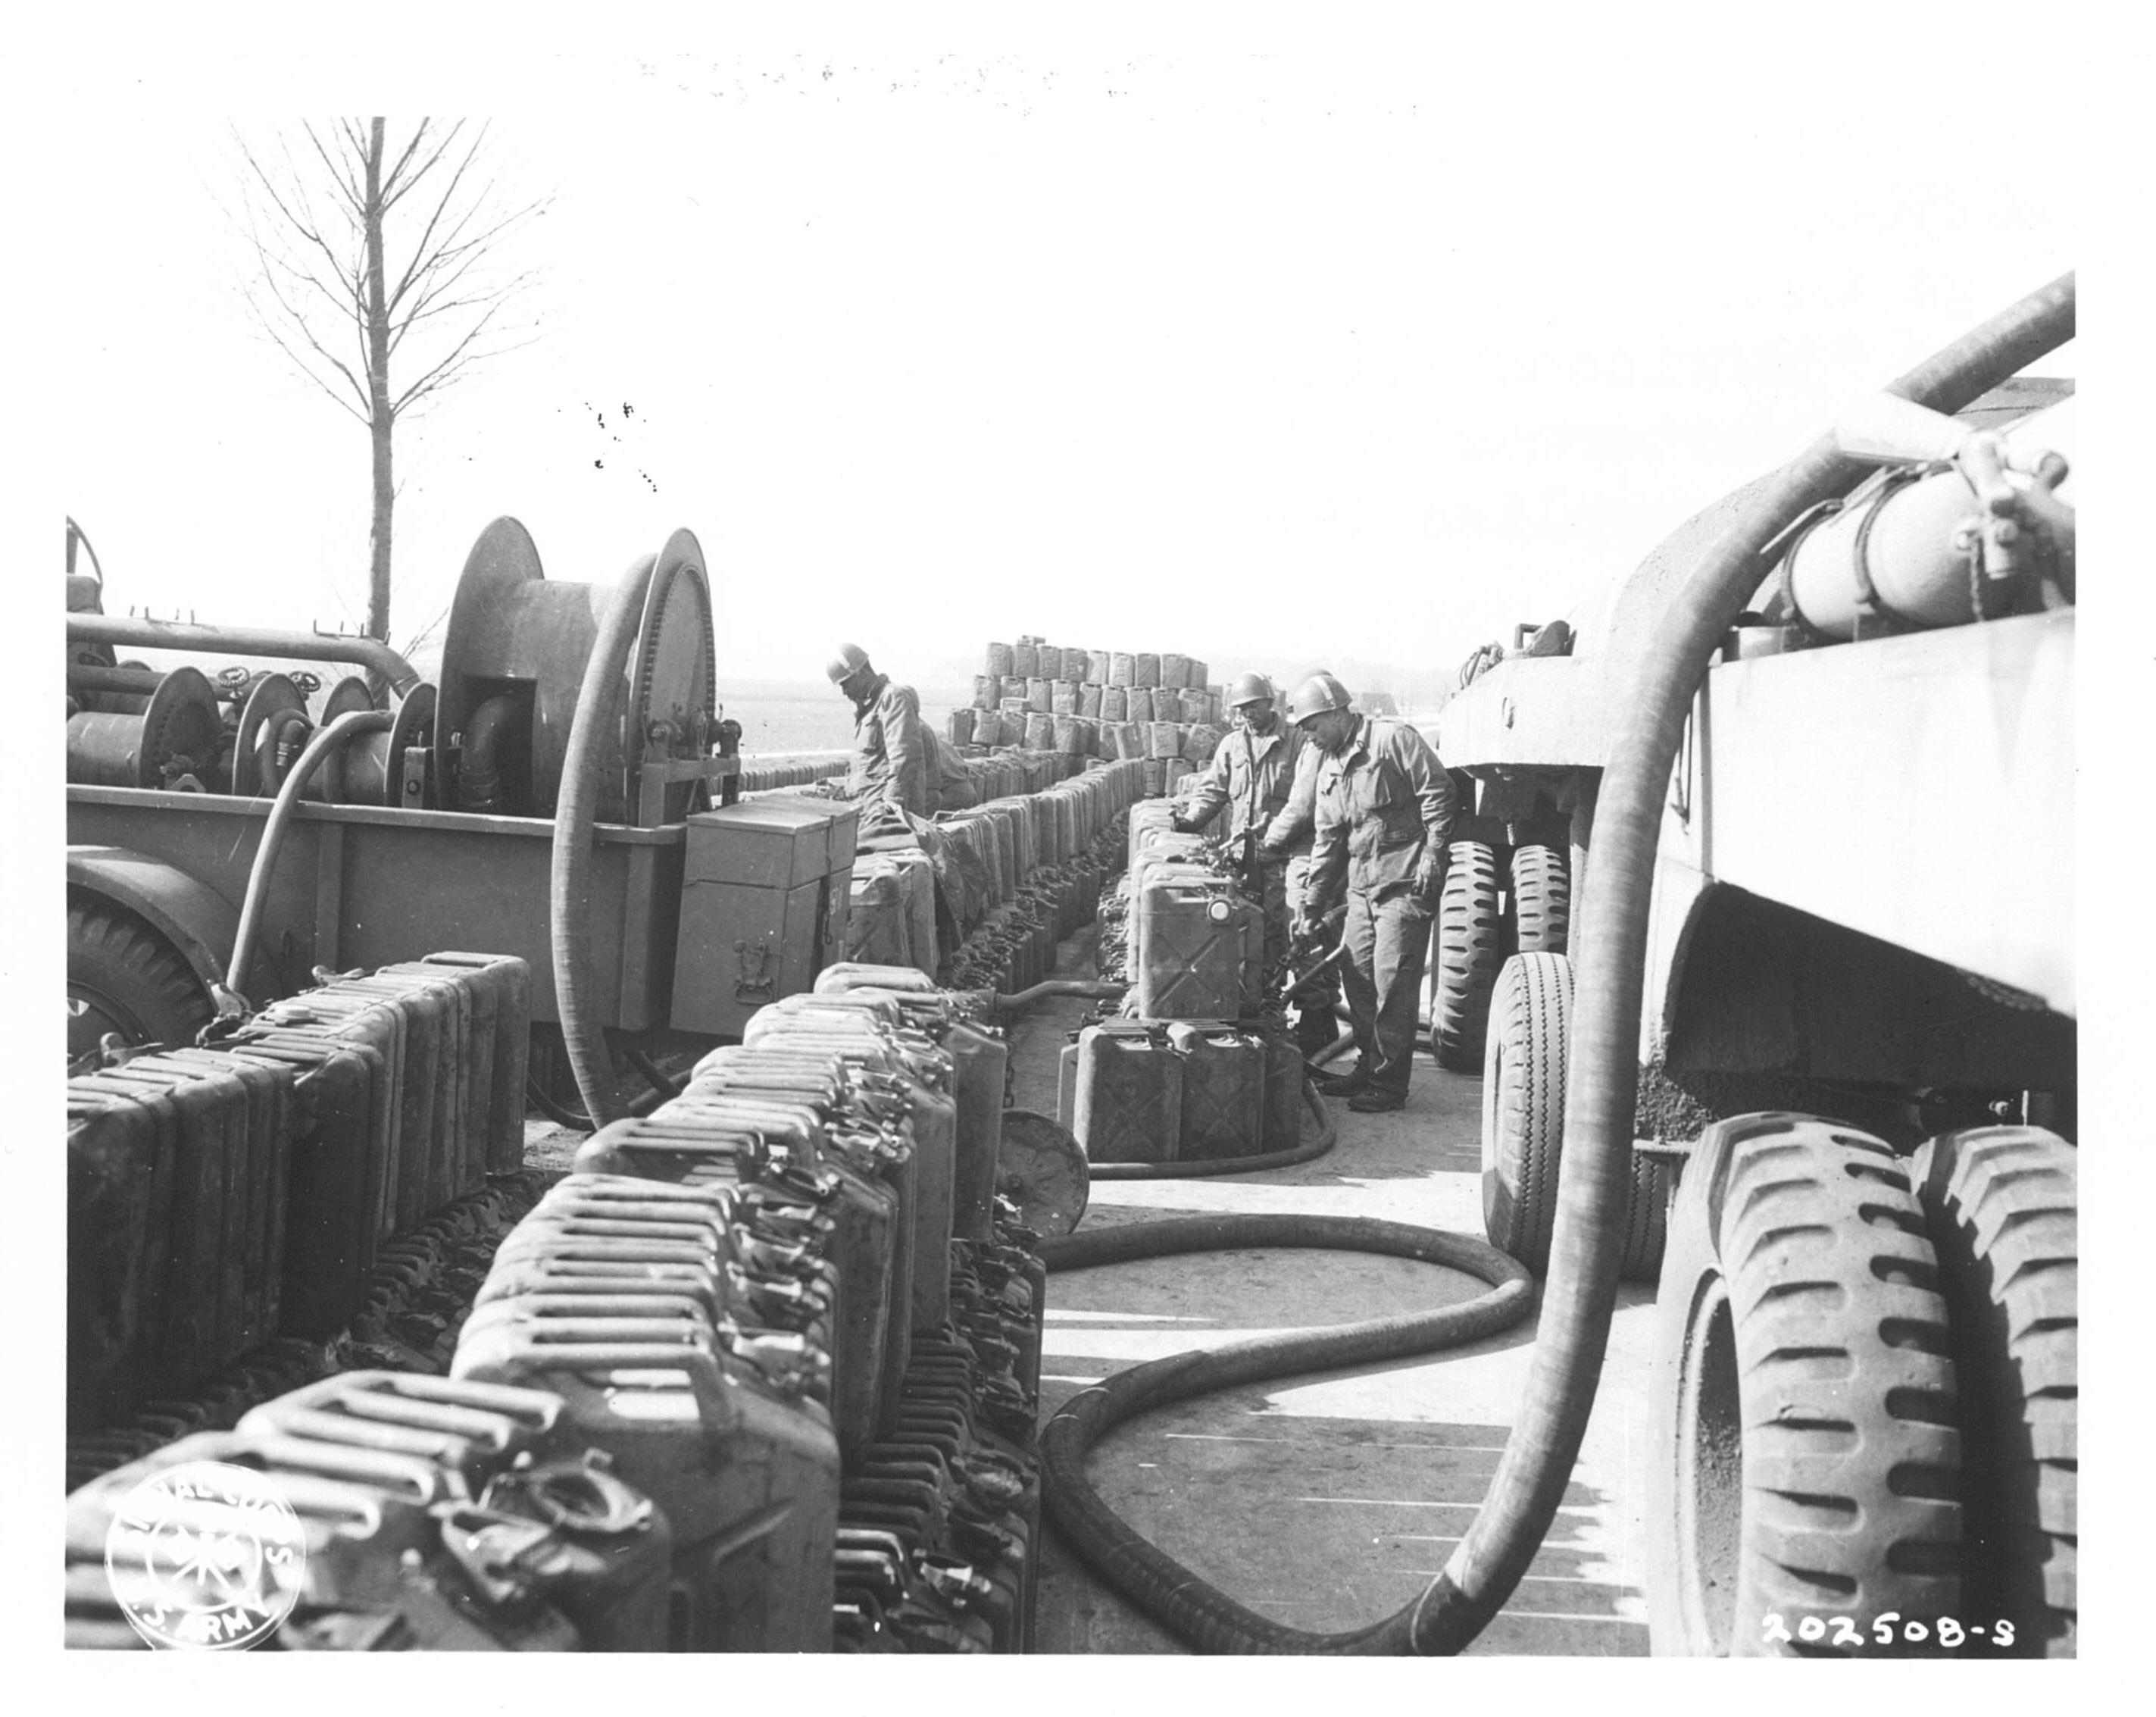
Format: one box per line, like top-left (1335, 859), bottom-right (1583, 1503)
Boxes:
top-left (1169, 672), bottom-right (1303, 980)
top-left (1287, 672), bottom-right (1455, 1112)
top-left (828, 642), bottom-right (964, 818)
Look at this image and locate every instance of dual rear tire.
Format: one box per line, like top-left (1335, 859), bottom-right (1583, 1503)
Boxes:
top-left (1643, 1114), bottom-right (2077, 1656)
top-left (1432, 840), bottom-right (1567, 1071)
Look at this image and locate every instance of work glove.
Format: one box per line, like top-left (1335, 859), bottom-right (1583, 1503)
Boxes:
top-left (1413, 842), bottom-right (1447, 904)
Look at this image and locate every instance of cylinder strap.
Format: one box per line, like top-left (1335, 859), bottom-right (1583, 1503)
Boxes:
top-left (1765, 499), bottom-right (1842, 643)
top-left (1848, 461), bottom-right (1951, 631)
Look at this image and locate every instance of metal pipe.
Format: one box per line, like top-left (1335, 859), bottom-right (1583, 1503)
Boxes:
top-left (992, 977), bottom-right (1125, 1012)
top-left (68, 615), bottom-right (422, 697)
top-left (456, 693), bottom-right (520, 813)
top-left (66, 665), bottom-right (168, 696)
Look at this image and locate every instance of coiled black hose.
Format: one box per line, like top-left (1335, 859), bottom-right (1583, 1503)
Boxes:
top-left (1038, 1209), bottom-right (1536, 1653)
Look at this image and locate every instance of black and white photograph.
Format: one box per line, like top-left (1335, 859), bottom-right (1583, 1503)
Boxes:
top-left (18, 1), bottom-right (2125, 1689)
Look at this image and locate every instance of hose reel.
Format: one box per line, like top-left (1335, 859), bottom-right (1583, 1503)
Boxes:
top-left (436, 518), bottom-right (717, 824)
top-left (329, 683), bottom-right (437, 808)
top-left (64, 665), bottom-right (223, 790)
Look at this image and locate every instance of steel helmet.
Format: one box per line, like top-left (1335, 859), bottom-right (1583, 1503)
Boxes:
top-left (826, 643), bottom-right (871, 684)
top-left (1286, 671), bottom-right (1353, 724)
top-left (1228, 671), bottom-right (1276, 709)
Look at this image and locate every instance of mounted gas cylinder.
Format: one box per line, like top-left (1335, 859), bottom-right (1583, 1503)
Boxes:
top-left (1770, 389), bottom-right (2075, 640)
top-left (434, 517), bottom-right (718, 824)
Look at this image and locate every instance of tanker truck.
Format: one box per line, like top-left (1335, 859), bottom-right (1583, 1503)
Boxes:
top-left (1427, 275), bottom-right (2076, 1653)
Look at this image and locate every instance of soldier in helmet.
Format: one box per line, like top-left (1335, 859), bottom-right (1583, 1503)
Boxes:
top-left (1170, 671), bottom-right (1304, 977)
top-left (1277, 671), bottom-right (1455, 1112)
top-left (828, 643), bottom-right (939, 818)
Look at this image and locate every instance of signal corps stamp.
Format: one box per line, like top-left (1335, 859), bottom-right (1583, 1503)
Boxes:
top-left (103, 1460), bottom-right (308, 1650)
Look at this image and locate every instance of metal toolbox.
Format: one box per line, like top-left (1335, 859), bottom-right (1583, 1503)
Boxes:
top-left (683, 799), bottom-right (855, 890)
top-left (673, 876), bottom-right (830, 1034)
top-left (673, 800), bottom-right (857, 1035)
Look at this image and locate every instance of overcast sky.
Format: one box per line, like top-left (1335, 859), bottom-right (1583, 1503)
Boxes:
top-left (52, 11), bottom-right (2081, 698)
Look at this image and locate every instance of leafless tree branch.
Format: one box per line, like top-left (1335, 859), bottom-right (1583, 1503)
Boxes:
top-left (231, 117), bottom-right (551, 641)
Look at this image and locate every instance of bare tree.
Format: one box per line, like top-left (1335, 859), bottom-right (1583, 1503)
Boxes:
top-left (234, 119), bottom-right (546, 646)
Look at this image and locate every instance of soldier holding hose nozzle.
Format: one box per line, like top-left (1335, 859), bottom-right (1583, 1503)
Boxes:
top-left (1276, 671), bottom-right (1454, 1112)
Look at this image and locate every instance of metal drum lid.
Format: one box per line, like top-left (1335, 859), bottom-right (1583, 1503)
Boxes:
top-left (995, 1109), bottom-right (1089, 1237)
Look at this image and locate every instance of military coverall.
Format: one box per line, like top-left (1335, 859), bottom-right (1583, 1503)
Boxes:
top-left (1301, 717), bottom-right (1455, 1100)
top-left (1176, 721), bottom-right (1305, 976)
top-left (1261, 742), bottom-right (1341, 1060)
top-left (848, 672), bottom-right (934, 816)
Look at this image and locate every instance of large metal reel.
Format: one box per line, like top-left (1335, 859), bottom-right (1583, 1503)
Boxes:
top-left (231, 673), bottom-right (314, 799)
top-left (64, 665), bottom-right (223, 790)
top-left (436, 518), bottom-right (601, 817)
top-left (623, 528), bottom-right (718, 824)
top-left (333, 683), bottom-right (436, 808)
top-left (436, 518), bottom-right (714, 822)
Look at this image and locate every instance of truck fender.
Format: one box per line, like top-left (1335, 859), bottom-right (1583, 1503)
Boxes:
top-left (67, 844), bottom-right (239, 993)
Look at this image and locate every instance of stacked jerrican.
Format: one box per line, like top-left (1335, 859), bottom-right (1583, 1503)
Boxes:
top-left (963, 636), bottom-right (1226, 786)
top-left (64, 1370), bottom-right (675, 1650)
top-left (1061, 800), bottom-right (1303, 1170)
top-left (461, 968), bottom-right (1048, 1653)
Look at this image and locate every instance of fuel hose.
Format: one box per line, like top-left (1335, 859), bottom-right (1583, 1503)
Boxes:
top-left (548, 554), bottom-right (659, 1130)
top-left (1037, 1088), bottom-right (1535, 1653)
top-left (1035, 274), bottom-right (2076, 1653)
top-left (223, 708), bottom-right (393, 1005)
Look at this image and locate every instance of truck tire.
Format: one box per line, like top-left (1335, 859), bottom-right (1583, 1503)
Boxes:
top-left (1645, 1112), bottom-right (1961, 1656)
top-left (1480, 951), bottom-right (1680, 1280)
top-left (67, 893), bottom-right (213, 1062)
top-left (1914, 1126), bottom-right (2077, 1656)
top-left (1621, 1149), bottom-right (1677, 1284)
top-left (1431, 840), bottom-right (1505, 1071)
top-left (1510, 843), bottom-right (1570, 955)
top-left (1480, 953), bottom-right (1567, 1270)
